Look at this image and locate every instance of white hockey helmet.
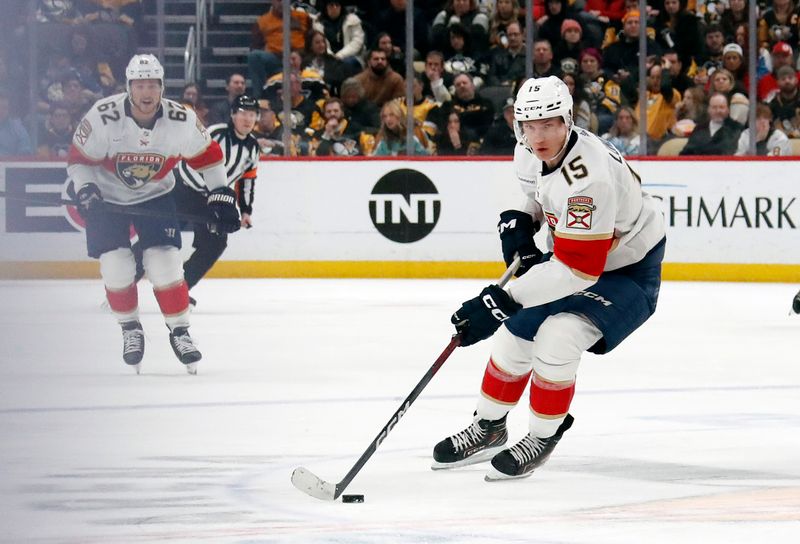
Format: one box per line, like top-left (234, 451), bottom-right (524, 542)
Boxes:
top-left (513, 76), bottom-right (574, 151)
top-left (125, 54), bottom-right (164, 97)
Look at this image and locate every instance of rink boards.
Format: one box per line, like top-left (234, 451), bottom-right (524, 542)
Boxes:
top-left (0, 157), bottom-right (798, 281)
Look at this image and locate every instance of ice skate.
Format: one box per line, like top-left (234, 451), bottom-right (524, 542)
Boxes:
top-left (792, 290), bottom-right (800, 315)
top-left (485, 414), bottom-right (574, 481)
top-left (168, 326), bottom-right (202, 372)
top-left (121, 321), bottom-right (144, 371)
top-left (189, 296), bottom-right (197, 311)
top-left (432, 413), bottom-right (508, 470)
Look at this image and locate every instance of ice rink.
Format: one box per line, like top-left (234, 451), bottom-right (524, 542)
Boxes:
top-left (0, 278), bottom-right (798, 543)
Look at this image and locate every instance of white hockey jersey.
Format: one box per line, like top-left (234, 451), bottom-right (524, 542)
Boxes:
top-left (506, 127), bottom-right (665, 308)
top-left (67, 93), bottom-right (226, 205)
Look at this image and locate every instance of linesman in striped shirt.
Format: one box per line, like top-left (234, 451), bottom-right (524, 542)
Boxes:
top-left (166, 94), bottom-right (261, 306)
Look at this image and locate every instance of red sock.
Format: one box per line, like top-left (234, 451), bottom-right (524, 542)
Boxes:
top-left (480, 358), bottom-right (532, 405)
top-left (153, 280), bottom-right (189, 317)
top-left (105, 284), bottom-right (138, 314)
top-left (529, 374), bottom-right (575, 418)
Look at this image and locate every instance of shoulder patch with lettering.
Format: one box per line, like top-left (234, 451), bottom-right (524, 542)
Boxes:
top-left (566, 196), bottom-right (596, 229)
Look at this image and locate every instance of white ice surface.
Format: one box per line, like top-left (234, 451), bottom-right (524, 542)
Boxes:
top-left (0, 278), bottom-right (799, 543)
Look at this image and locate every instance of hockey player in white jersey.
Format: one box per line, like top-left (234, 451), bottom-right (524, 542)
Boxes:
top-left (432, 76), bottom-right (666, 480)
top-left (67, 54), bottom-right (240, 373)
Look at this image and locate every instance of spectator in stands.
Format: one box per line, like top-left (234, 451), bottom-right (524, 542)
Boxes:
top-left (422, 50), bottom-right (453, 104)
top-left (680, 92), bottom-right (742, 155)
top-left (653, 0), bottom-right (702, 70)
top-left (247, 0), bottom-right (319, 99)
top-left (303, 30), bottom-right (347, 95)
top-left (431, 0), bottom-right (490, 55)
top-left (758, 42), bottom-right (797, 102)
top-left (721, 0), bottom-right (748, 43)
top-left (372, 100), bottom-right (428, 156)
top-left (720, 43), bottom-right (749, 91)
top-left (635, 60), bottom-right (680, 149)
top-left (769, 65), bottom-right (800, 137)
top-left (448, 72), bottom-right (495, 136)
top-left (436, 110), bottom-right (480, 155)
top-left (602, 105), bottom-right (640, 155)
top-left (758, 0), bottom-right (798, 51)
top-left (735, 102), bottom-right (791, 156)
top-left (694, 24), bottom-right (725, 88)
top-left (480, 97), bottom-right (516, 155)
top-left (444, 23), bottom-right (489, 87)
top-left (582, 0), bottom-right (626, 48)
top-left (0, 90), bottom-right (33, 157)
top-left (36, 102), bottom-right (72, 158)
top-left (209, 73), bottom-right (246, 125)
top-left (553, 18), bottom-right (586, 66)
top-left (340, 76), bottom-right (380, 133)
top-left (487, 21), bottom-right (526, 86)
top-left (562, 71), bottom-right (593, 131)
top-left (375, 31), bottom-right (405, 76)
top-left (36, 0), bottom-right (82, 24)
top-left (708, 68), bottom-right (749, 125)
top-left (671, 85), bottom-right (707, 138)
top-left (275, 72), bottom-right (316, 144)
top-left (354, 48), bottom-right (405, 107)
top-left (603, 10), bottom-right (662, 88)
top-left (263, 53), bottom-right (329, 104)
top-left (180, 83), bottom-right (209, 126)
top-left (394, 73), bottom-right (443, 150)
top-left (57, 70), bottom-right (98, 126)
top-left (661, 49), bottom-right (693, 95)
top-left (531, 39), bottom-right (561, 79)
top-left (78, 0), bottom-right (141, 74)
top-left (488, 0), bottom-right (524, 49)
top-left (312, 96), bottom-right (361, 156)
top-left (369, 0), bottom-right (429, 58)
top-left (580, 47), bottom-right (620, 135)
top-left (253, 99), bottom-right (286, 156)
top-left (67, 27), bottom-right (116, 96)
top-left (537, 0), bottom-right (582, 51)
top-left (317, 0), bottom-right (365, 76)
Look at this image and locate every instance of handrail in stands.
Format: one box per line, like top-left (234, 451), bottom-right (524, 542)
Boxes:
top-left (184, 25), bottom-right (196, 84)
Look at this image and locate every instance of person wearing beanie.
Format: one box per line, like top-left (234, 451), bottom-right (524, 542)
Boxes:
top-left (554, 18), bottom-right (586, 65)
top-left (579, 47), bottom-right (621, 134)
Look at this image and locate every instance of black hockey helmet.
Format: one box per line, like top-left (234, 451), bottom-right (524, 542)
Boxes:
top-left (231, 94), bottom-right (259, 114)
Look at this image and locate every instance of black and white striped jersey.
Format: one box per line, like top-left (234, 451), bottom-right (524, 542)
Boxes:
top-left (175, 123), bottom-right (261, 214)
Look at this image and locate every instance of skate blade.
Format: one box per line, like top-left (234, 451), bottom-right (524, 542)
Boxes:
top-left (185, 362), bottom-right (198, 375)
top-left (132, 363), bottom-right (141, 375)
top-left (431, 444), bottom-right (507, 470)
top-left (484, 466), bottom-right (534, 482)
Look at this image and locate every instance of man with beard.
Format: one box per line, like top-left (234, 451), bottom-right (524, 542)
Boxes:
top-left (353, 48), bottom-right (405, 107)
top-left (447, 72), bottom-right (495, 136)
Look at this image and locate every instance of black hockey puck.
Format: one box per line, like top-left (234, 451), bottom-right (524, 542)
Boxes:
top-left (341, 494), bottom-right (364, 503)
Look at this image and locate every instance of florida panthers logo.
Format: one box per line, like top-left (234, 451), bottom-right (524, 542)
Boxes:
top-left (115, 153), bottom-right (166, 189)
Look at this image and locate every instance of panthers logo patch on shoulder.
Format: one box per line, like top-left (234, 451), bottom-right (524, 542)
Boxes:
top-left (566, 196), bottom-right (596, 229)
top-left (115, 153), bottom-right (166, 189)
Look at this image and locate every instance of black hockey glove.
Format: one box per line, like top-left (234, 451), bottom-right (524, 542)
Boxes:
top-left (74, 183), bottom-right (104, 220)
top-left (451, 285), bottom-right (522, 347)
top-left (207, 187), bottom-right (241, 234)
top-left (498, 210), bottom-right (544, 277)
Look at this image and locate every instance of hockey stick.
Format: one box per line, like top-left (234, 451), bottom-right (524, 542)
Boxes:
top-left (0, 190), bottom-right (212, 227)
top-left (291, 256), bottom-right (522, 501)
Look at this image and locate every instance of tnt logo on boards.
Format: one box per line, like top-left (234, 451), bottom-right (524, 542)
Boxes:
top-left (368, 169), bottom-right (441, 243)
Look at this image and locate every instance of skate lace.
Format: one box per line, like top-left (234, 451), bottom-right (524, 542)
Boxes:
top-left (171, 332), bottom-right (197, 355)
top-left (450, 421), bottom-right (485, 452)
top-left (509, 435), bottom-right (547, 465)
top-left (122, 328), bottom-right (143, 354)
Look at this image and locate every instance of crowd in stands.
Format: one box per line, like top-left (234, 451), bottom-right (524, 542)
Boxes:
top-left (4, 0), bottom-right (800, 158)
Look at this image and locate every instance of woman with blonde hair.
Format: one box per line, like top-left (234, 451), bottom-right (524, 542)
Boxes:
top-left (488, 0), bottom-right (523, 48)
top-left (672, 85), bottom-right (707, 137)
top-left (372, 101), bottom-right (429, 156)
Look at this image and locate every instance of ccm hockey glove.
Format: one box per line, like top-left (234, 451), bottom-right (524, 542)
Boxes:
top-left (451, 285), bottom-right (522, 347)
top-left (207, 187), bottom-right (241, 234)
top-left (498, 210), bottom-right (543, 277)
top-left (74, 183), bottom-right (104, 220)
